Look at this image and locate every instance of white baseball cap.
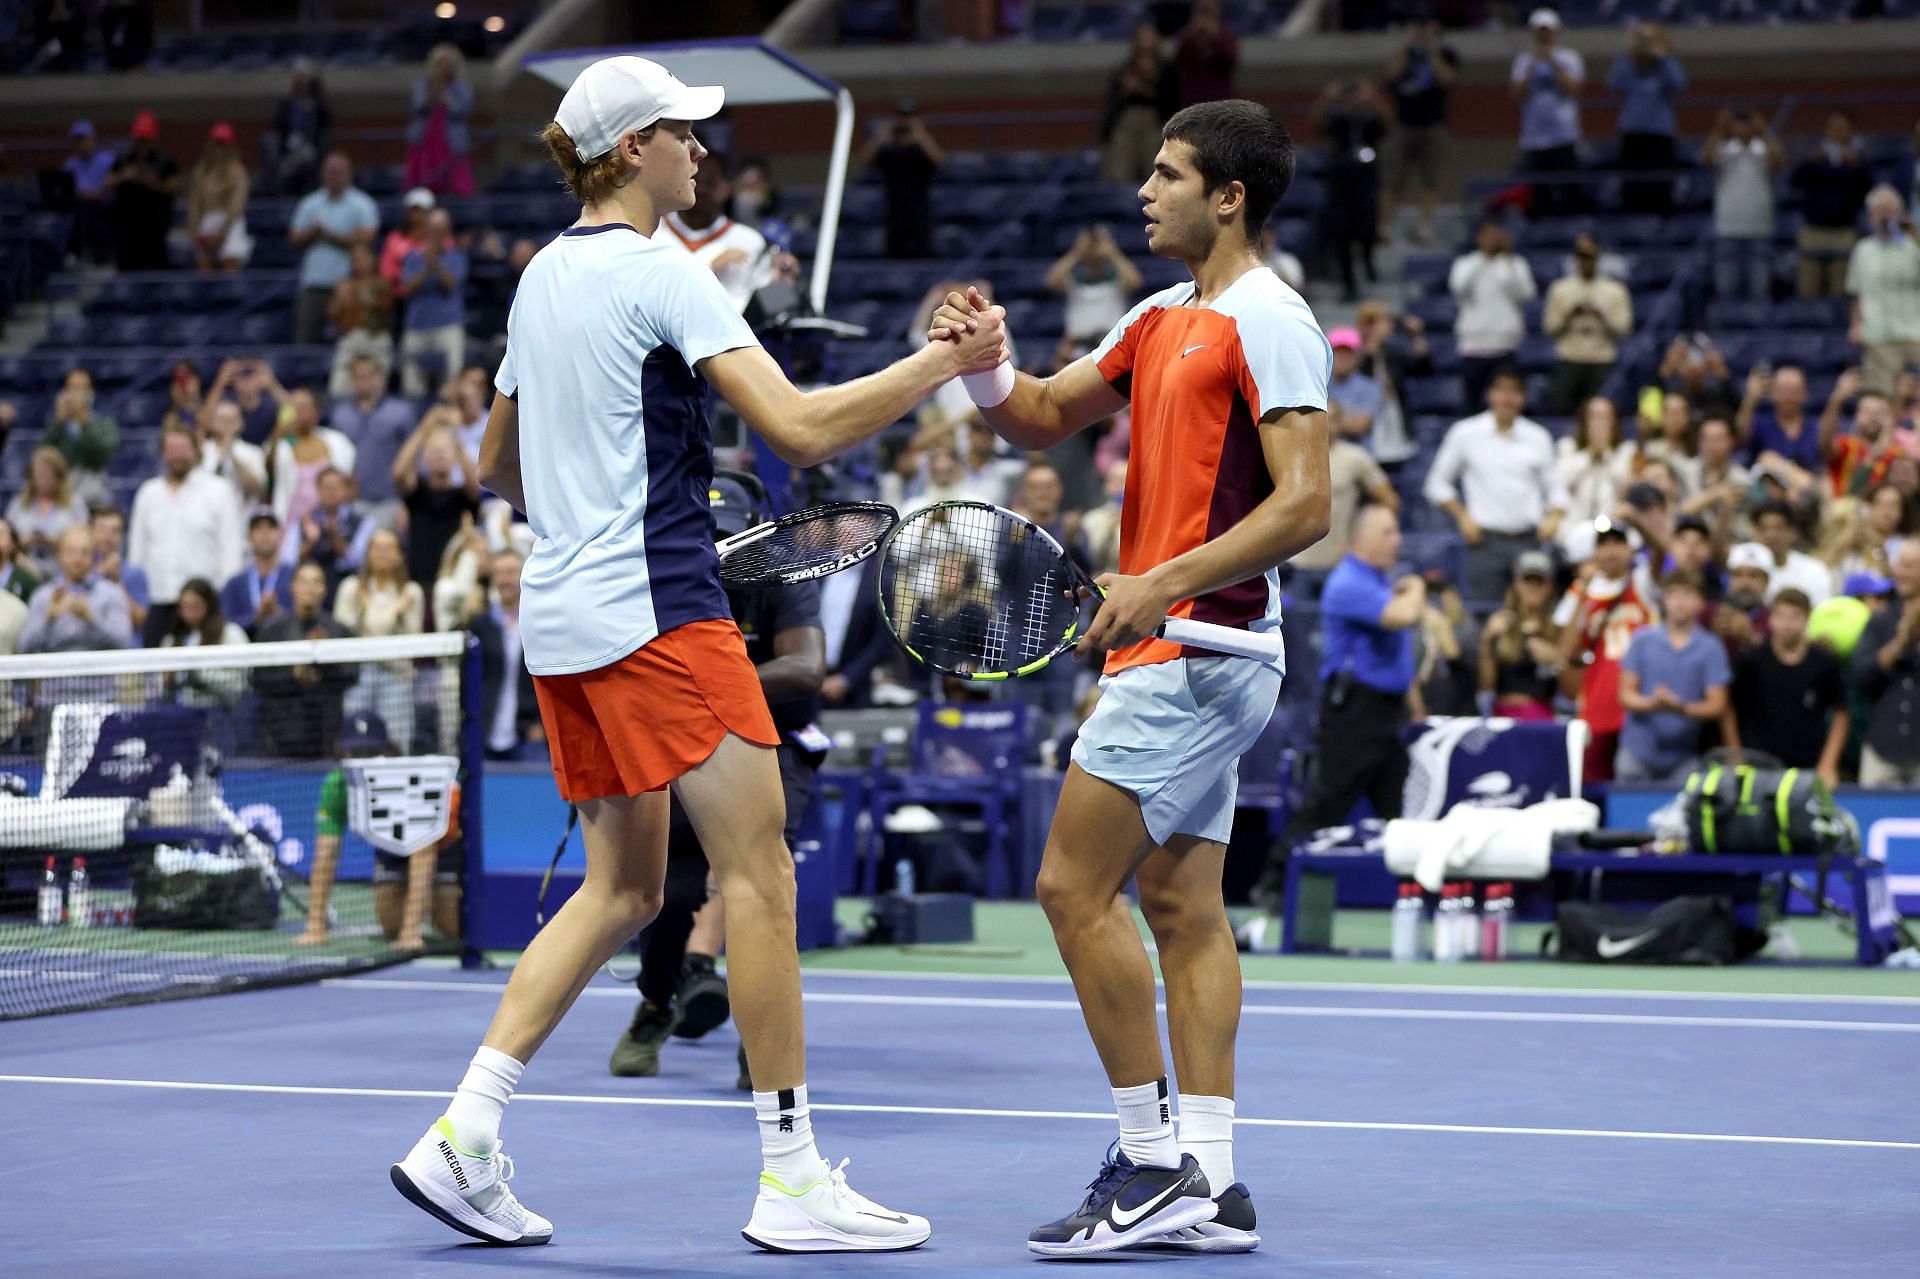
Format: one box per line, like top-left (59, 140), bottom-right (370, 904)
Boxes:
top-left (1528, 7), bottom-right (1562, 28)
top-left (403, 187), bottom-right (436, 210)
top-left (1727, 543), bottom-right (1773, 576)
top-left (554, 56), bottom-right (725, 161)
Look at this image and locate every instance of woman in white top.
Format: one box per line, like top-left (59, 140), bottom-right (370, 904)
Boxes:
top-left (334, 528), bottom-right (423, 747)
top-left (270, 388), bottom-right (357, 551)
top-left (1555, 396), bottom-right (1635, 556)
top-left (158, 577), bottom-right (250, 708)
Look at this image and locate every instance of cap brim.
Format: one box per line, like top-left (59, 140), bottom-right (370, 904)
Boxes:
top-left (661, 83), bottom-right (725, 123)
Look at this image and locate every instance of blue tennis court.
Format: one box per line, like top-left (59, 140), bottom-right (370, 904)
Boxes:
top-left (7, 964), bottom-right (1917, 1276)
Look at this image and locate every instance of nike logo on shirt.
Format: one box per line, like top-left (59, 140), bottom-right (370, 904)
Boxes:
top-left (1182, 344), bottom-right (1207, 358)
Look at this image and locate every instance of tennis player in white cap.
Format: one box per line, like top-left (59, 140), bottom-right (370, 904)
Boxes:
top-left (389, 54), bottom-right (1007, 1253)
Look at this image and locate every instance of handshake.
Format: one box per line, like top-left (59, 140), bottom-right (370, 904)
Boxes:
top-left (925, 285), bottom-right (1016, 408)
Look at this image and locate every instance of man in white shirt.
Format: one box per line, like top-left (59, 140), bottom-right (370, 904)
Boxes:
top-left (658, 150), bottom-right (781, 314)
top-left (1424, 367), bottom-right (1567, 602)
top-left (128, 423), bottom-right (246, 644)
top-left (1848, 184), bottom-right (1920, 396)
top-left (1743, 499), bottom-right (1834, 606)
top-left (1449, 219), bottom-right (1536, 412)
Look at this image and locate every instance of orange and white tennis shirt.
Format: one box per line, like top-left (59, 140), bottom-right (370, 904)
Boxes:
top-left (1092, 267), bottom-right (1331, 675)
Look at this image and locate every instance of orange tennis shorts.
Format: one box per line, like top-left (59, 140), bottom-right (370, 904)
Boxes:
top-left (531, 617), bottom-right (779, 803)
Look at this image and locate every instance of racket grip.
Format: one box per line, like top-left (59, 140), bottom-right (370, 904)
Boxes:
top-left (1159, 617), bottom-right (1285, 662)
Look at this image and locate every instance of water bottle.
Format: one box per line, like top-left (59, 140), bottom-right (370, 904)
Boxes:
top-left (1390, 881), bottom-right (1425, 962)
top-left (67, 857), bottom-right (91, 929)
top-left (894, 858), bottom-right (916, 898)
top-left (1432, 884), bottom-right (1462, 963)
top-left (1481, 882), bottom-right (1512, 962)
top-left (1459, 882), bottom-right (1480, 960)
top-left (38, 857), bottom-right (63, 926)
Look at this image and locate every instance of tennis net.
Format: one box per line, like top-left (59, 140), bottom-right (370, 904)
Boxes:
top-left (0, 632), bottom-right (477, 1019)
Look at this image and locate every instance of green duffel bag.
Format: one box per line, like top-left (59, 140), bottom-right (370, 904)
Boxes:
top-left (1681, 750), bottom-right (1858, 858)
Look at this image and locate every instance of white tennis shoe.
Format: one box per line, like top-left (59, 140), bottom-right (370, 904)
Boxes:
top-left (742, 1157), bottom-right (931, 1253)
top-left (391, 1117), bottom-right (553, 1246)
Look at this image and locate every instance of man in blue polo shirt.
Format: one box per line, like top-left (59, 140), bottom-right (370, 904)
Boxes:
top-left (1255, 504), bottom-right (1426, 906)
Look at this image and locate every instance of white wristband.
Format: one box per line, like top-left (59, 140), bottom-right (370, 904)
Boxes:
top-left (962, 362), bottom-right (1015, 409)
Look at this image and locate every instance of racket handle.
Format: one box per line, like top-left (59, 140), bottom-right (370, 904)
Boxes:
top-left (1159, 617), bottom-right (1286, 662)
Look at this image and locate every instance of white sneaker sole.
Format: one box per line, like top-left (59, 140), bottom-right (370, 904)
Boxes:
top-left (1132, 1224), bottom-right (1263, 1253)
top-left (741, 1220), bottom-right (931, 1254)
top-left (1027, 1199), bottom-right (1218, 1257)
top-left (389, 1162), bottom-right (550, 1247)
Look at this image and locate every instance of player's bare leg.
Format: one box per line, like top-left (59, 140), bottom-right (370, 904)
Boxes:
top-left (1034, 764), bottom-right (1164, 1088)
top-left (1133, 838), bottom-right (1258, 1252)
top-left (673, 731), bottom-right (930, 1252)
top-left (392, 790), bottom-right (668, 1246)
top-left (1028, 764), bottom-right (1217, 1255)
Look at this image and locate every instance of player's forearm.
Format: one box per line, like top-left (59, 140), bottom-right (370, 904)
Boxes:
top-left (758, 654), bottom-right (825, 703)
top-left (981, 374), bottom-right (1078, 450)
top-left (1144, 488), bottom-right (1330, 606)
top-left (784, 346), bottom-right (956, 467)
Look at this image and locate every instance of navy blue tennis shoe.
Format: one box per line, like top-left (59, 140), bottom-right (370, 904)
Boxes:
top-left (1027, 1144), bottom-right (1216, 1257)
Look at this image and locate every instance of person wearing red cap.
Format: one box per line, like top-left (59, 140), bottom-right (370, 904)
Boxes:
top-left (188, 122), bottom-right (253, 272)
top-left (108, 111), bottom-right (179, 271)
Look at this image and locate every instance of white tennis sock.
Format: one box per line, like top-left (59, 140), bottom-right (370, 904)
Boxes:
top-left (754, 1084), bottom-right (825, 1186)
top-left (1113, 1078), bottom-right (1180, 1169)
top-left (446, 1046), bottom-right (523, 1154)
top-left (1179, 1094), bottom-right (1235, 1193)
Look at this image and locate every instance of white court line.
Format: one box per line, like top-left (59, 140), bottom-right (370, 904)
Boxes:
top-left (327, 978), bottom-right (1920, 1034)
top-left (1, 1073), bottom-right (1914, 1152)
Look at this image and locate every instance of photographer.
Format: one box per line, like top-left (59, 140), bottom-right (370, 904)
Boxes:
top-left (1449, 220), bottom-right (1535, 412)
top-left (1046, 225), bottom-right (1142, 349)
top-left (1384, 14), bottom-right (1457, 245)
top-left (1544, 233), bottom-right (1632, 414)
top-left (609, 477), bottom-right (828, 1086)
top-left (1706, 108), bottom-right (1784, 305)
top-left (859, 102), bottom-right (943, 260)
top-left (1607, 21), bottom-right (1684, 214)
top-left (1847, 185), bottom-right (1920, 396)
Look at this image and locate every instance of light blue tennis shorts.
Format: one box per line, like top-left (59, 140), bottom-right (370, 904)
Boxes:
top-left (1070, 655), bottom-right (1284, 846)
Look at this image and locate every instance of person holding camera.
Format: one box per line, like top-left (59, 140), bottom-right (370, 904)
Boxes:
top-left (661, 151), bottom-right (802, 318)
top-left (1706, 107), bottom-right (1784, 305)
top-left (1608, 21), bottom-right (1684, 215)
top-left (1847, 185), bottom-right (1920, 397)
top-left (859, 102), bottom-right (943, 260)
top-left (1793, 110), bottom-right (1873, 300)
top-left (1449, 220), bottom-right (1535, 412)
top-left (1544, 233), bottom-right (1632, 414)
top-left (1046, 224), bottom-right (1143, 348)
top-left (1384, 14), bottom-right (1456, 245)
top-left (1510, 9), bottom-right (1584, 217)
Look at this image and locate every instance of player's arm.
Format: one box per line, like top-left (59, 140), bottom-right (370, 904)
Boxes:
top-left (476, 394), bottom-right (524, 512)
top-left (758, 625), bottom-right (826, 703)
top-left (1082, 407), bottom-right (1333, 651)
top-left (703, 316), bottom-right (1006, 469)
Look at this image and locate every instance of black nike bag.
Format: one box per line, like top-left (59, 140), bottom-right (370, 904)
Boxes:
top-left (132, 846), bottom-right (278, 930)
top-left (1680, 750), bottom-right (1857, 858)
top-left (1552, 896), bottom-right (1765, 965)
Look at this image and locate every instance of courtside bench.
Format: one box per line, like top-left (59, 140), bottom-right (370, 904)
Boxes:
top-left (1279, 847), bottom-right (1903, 965)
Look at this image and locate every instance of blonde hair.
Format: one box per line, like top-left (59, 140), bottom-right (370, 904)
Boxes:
top-left (1814, 496), bottom-right (1866, 567)
top-left (426, 42), bottom-right (467, 82)
top-left (28, 446), bottom-right (72, 505)
top-left (540, 120), bottom-right (640, 207)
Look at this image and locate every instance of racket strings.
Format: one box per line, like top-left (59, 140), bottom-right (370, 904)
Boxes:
top-left (884, 504), bottom-right (1079, 674)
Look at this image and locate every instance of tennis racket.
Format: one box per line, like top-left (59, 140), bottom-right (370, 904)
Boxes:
top-left (715, 500), bottom-right (898, 588)
top-left (876, 500), bottom-right (1285, 679)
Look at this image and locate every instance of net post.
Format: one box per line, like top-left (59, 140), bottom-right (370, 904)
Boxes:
top-left (459, 631), bottom-right (486, 970)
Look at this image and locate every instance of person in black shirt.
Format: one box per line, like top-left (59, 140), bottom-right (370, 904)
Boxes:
top-left (1383, 15), bottom-right (1457, 244)
top-left (1851, 539), bottom-right (1920, 787)
top-left (1729, 587), bottom-right (1847, 787)
top-left (859, 103), bottom-right (944, 260)
top-left (391, 412), bottom-right (481, 595)
top-left (609, 476), bottom-right (827, 1087)
top-left (1478, 549), bottom-right (1565, 720)
top-left (110, 111), bottom-right (180, 271)
top-left (1315, 78), bottom-right (1389, 301)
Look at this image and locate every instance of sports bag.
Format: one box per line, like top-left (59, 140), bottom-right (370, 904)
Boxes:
top-left (1680, 750), bottom-right (1857, 858)
top-left (1553, 897), bottom-right (1764, 965)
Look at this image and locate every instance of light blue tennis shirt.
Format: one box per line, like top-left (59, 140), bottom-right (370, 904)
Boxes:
top-left (495, 223), bottom-right (759, 676)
